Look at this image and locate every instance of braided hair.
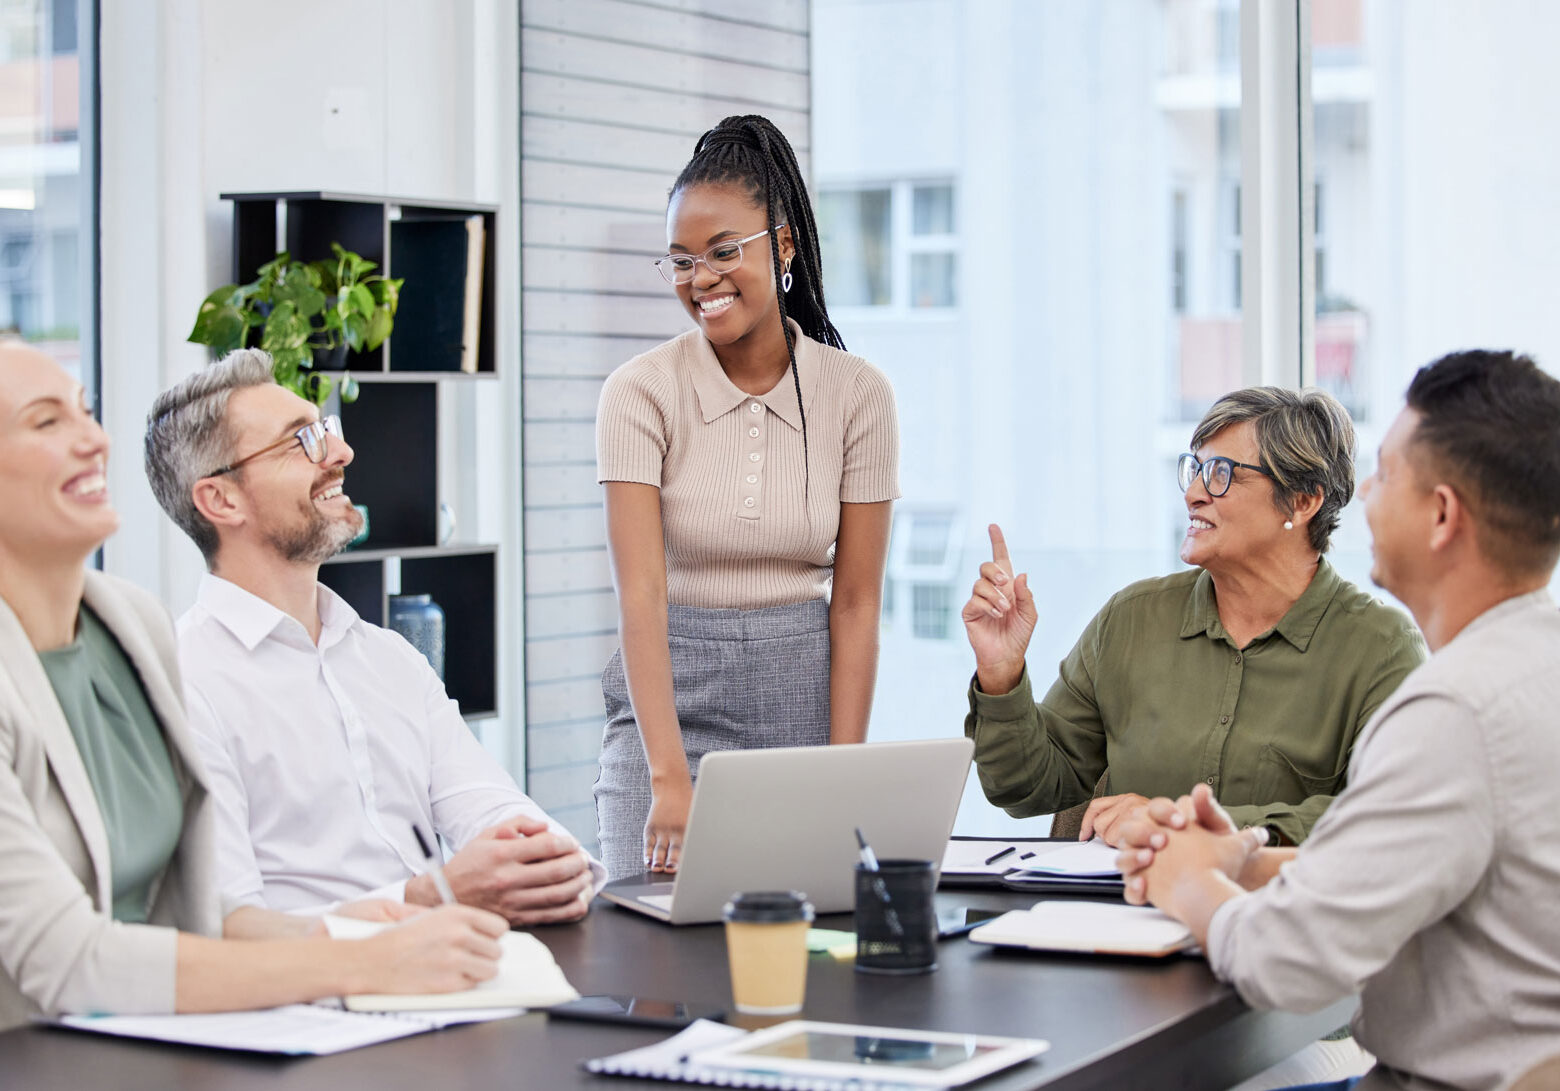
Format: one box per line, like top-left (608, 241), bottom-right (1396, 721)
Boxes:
top-left (671, 115), bottom-right (843, 500)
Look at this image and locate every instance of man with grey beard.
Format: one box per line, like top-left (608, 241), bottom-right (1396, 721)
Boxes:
top-left (145, 350), bottom-right (602, 930)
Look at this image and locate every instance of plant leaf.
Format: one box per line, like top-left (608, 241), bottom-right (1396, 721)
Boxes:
top-left (364, 306), bottom-right (393, 351)
top-left (273, 275), bottom-right (327, 320)
top-left (260, 301), bottom-right (312, 352)
top-left (348, 283), bottom-right (374, 315)
top-left (311, 258), bottom-right (340, 297)
top-left (339, 373), bottom-right (360, 404)
top-left (306, 371), bottom-right (333, 407)
top-left (188, 303), bottom-right (246, 352)
top-left (343, 312), bottom-right (369, 352)
top-left (201, 284), bottom-right (241, 308)
top-left (368, 277), bottom-right (401, 316)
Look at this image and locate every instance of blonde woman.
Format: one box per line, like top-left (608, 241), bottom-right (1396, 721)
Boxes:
top-left (0, 341), bottom-right (503, 1029)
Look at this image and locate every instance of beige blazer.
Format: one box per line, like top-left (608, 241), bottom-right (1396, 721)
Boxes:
top-left (0, 571), bottom-right (221, 1030)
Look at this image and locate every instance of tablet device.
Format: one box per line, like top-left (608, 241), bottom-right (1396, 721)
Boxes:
top-left (690, 1020), bottom-right (1049, 1088)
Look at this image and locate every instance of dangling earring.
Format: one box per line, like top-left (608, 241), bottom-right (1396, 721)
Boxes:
top-left (781, 261), bottom-right (793, 294)
top-left (1283, 520), bottom-right (1294, 530)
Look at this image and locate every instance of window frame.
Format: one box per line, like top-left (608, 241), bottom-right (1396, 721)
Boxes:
top-left (819, 177), bottom-right (960, 319)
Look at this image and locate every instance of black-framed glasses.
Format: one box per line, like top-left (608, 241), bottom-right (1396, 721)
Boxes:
top-left (1177, 452), bottom-right (1274, 497)
top-left (207, 415), bottom-right (343, 478)
top-left (654, 225), bottom-right (786, 285)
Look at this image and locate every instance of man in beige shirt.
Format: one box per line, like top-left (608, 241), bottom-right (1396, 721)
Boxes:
top-left (1117, 349), bottom-right (1560, 1091)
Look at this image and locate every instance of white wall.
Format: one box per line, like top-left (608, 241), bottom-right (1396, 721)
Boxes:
top-left (98, 0), bottom-right (524, 762)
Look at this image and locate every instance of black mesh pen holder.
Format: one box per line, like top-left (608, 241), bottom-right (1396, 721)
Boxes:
top-left (854, 859), bottom-right (939, 974)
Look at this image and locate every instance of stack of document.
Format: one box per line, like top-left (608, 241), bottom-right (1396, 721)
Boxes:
top-left (1002, 839), bottom-right (1125, 894)
top-left (939, 839), bottom-right (1057, 884)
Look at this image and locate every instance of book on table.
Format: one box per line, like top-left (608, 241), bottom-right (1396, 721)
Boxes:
top-left (968, 900), bottom-right (1195, 957)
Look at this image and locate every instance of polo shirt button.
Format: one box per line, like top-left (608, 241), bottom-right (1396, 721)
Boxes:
top-left (749, 452), bottom-right (761, 462)
top-left (1219, 715), bottom-right (1229, 724)
top-left (743, 497), bottom-right (756, 508)
top-left (1206, 775), bottom-right (1218, 786)
top-left (1234, 653), bottom-right (1243, 664)
top-left (746, 474), bottom-right (758, 484)
top-left (749, 427), bottom-right (760, 438)
top-left (750, 402), bottom-right (761, 413)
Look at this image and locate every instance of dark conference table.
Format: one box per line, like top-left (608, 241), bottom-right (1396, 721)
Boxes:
top-left (0, 886), bottom-right (1354, 1091)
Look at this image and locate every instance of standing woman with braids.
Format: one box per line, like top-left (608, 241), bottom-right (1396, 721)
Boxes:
top-left (593, 116), bottom-right (899, 878)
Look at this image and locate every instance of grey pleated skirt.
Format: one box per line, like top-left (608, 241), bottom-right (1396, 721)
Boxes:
top-left (594, 599), bottom-right (831, 879)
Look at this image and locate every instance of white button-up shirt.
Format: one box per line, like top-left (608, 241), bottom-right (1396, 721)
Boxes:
top-left (179, 574), bottom-right (602, 915)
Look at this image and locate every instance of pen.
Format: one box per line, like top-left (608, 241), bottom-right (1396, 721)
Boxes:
top-left (412, 824), bottom-right (457, 905)
top-left (853, 827), bottom-right (903, 937)
top-left (983, 845), bottom-right (1016, 867)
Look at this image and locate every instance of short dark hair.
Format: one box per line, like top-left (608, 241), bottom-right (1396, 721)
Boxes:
top-left (1190, 386), bottom-right (1356, 553)
top-left (1404, 349), bottom-right (1560, 578)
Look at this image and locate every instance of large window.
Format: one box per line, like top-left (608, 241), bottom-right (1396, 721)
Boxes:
top-left (813, 0), bottom-right (1244, 834)
top-left (0, 0), bottom-right (94, 392)
top-left (1309, 1), bottom-right (1560, 602)
top-left (815, 0), bottom-right (1560, 836)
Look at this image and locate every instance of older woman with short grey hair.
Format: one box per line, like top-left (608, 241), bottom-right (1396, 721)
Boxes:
top-left (961, 386), bottom-right (1426, 846)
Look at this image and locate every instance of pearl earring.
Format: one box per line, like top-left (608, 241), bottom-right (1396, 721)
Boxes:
top-left (1283, 520), bottom-right (1294, 530)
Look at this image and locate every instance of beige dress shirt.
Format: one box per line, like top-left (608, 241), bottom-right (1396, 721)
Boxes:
top-left (1208, 590), bottom-right (1560, 1090)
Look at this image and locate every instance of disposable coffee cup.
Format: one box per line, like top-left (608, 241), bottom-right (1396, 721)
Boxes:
top-left (721, 890), bottom-right (815, 1014)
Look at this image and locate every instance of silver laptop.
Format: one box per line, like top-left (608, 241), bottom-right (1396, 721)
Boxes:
top-left (599, 737), bottom-right (974, 924)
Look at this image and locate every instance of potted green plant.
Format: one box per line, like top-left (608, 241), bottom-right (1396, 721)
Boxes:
top-left (187, 243), bottom-right (402, 406)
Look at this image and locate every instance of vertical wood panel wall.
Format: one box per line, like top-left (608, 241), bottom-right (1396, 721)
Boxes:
top-left (520, 0), bottom-right (811, 849)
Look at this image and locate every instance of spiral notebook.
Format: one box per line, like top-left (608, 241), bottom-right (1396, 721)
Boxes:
top-left (584, 1019), bottom-right (1048, 1089)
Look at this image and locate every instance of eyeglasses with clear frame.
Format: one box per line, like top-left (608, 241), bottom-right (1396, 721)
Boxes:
top-left (1177, 452), bottom-right (1274, 497)
top-left (654, 224), bottom-right (786, 285)
top-left (207, 415), bottom-right (343, 478)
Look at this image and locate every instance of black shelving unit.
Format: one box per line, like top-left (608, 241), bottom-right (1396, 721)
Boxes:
top-left (220, 191), bottom-right (502, 721)
top-left (222, 190), bottom-right (498, 376)
top-left (318, 546), bottom-right (499, 720)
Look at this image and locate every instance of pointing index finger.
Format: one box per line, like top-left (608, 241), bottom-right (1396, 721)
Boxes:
top-left (988, 523), bottom-right (1014, 576)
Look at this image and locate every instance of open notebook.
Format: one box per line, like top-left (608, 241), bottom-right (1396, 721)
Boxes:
top-left (324, 914), bottom-right (580, 1012)
top-left (52, 915), bottom-right (579, 1054)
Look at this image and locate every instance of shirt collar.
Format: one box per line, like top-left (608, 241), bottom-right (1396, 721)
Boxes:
top-left (195, 572), bottom-right (360, 652)
top-left (688, 319), bottom-right (815, 431)
top-left (1451, 587), bottom-right (1556, 644)
top-left (1179, 557), bottom-right (1343, 652)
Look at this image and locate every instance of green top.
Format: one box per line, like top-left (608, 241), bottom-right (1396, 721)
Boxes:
top-left (38, 605), bottom-right (184, 923)
top-left (964, 559), bottom-right (1427, 844)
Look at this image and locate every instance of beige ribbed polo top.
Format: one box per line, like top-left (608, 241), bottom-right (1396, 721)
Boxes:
top-left (596, 323), bottom-right (900, 609)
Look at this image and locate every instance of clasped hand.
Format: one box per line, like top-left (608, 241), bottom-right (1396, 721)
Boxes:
top-left (409, 815), bottom-right (595, 925)
top-left (1113, 784), bottom-right (1268, 911)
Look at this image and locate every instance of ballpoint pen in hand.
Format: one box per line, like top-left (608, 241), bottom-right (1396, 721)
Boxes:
top-left (854, 827), bottom-right (903, 937)
top-left (412, 824), bottom-right (458, 906)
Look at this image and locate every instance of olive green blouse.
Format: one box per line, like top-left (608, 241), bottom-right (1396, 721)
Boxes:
top-left (964, 560), bottom-right (1427, 844)
top-left (38, 606), bottom-right (184, 923)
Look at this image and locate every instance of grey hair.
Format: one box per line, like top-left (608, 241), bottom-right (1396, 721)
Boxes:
top-left (144, 349), bottom-right (277, 562)
top-left (1190, 386), bottom-right (1357, 553)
